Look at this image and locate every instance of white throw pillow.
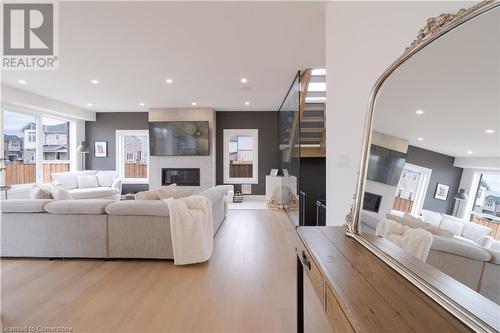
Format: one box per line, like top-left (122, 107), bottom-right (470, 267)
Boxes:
top-left (441, 214), bottom-right (466, 224)
top-left (51, 183), bottom-right (73, 200)
top-left (77, 175), bottom-right (99, 189)
top-left (135, 189), bottom-right (160, 200)
top-left (420, 209), bottom-right (443, 226)
top-left (30, 184), bottom-right (53, 199)
top-left (157, 187), bottom-right (192, 200)
top-left (461, 222), bottom-right (491, 242)
top-left (96, 170), bottom-right (117, 187)
top-left (439, 218), bottom-right (464, 236)
top-left (51, 172), bottom-right (78, 190)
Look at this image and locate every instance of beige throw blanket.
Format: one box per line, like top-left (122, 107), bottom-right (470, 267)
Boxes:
top-left (376, 218), bottom-right (433, 261)
top-left (164, 195), bottom-right (213, 265)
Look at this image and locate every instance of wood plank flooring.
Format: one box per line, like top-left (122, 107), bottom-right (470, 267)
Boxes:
top-left (1, 210), bottom-right (329, 333)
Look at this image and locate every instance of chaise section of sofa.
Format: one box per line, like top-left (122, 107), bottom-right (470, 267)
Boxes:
top-left (106, 186), bottom-right (231, 259)
top-left (1, 199), bottom-right (112, 258)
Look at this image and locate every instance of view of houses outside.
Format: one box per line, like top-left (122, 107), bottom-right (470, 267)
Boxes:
top-left (3, 111), bottom-right (70, 185)
top-left (123, 135), bottom-right (148, 179)
top-left (474, 173), bottom-right (500, 218)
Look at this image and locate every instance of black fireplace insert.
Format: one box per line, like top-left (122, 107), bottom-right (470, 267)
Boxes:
top-left (162, 168), bottom-right (200, 186)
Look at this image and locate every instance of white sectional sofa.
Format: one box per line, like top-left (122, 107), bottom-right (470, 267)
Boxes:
top-left (360, 210), bottom-right (500, 304)
top-left (0, 185), bottom-right (231, 260)
top-left (51, 170), bottom-right (122, 200)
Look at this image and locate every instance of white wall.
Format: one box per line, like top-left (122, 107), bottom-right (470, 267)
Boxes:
top-left (325, 1), bottom-right (473, 226)
top-left (148, 108), bottom-right (216, 192)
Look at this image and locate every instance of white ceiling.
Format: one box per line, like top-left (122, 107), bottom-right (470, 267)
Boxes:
top-left (373, 7), bottom-right (500, 159)
top-left (1, 1), bottom-right (326, 112)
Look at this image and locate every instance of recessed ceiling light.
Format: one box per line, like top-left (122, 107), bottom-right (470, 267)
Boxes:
top-left (139, 102), bottom-right (145, 106)
top-left (240, 78), bottom-right (248, 84)
top-left (416, 110), bottom-right (424, 115)
top-left (191, 102), bottom-right (197, 106)
top-left (417, 137), bottom-right (424, 141)
top-left (166, 78), bottom-right (173, 84)
top-left (87, 103), bottom-right (93, 107)
top-left (18, 79), bottom-right (27, 84)
top-left (245, 101), bottom-right (250, 106)
top-left (91, 79), bottom-right (99, 84)
top-left (467, 150), bottom-right (473, 154)
top-left (485, 129), bottom-right (495, 134)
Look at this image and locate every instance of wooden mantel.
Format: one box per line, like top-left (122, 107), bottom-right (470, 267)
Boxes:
top-left (296, 226), bottom-right (473, 332)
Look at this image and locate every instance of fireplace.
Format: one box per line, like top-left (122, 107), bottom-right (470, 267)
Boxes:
top-left (162, 168), bottom-right (200, 186)
top-left (363, 192), bottom-right (382, 213)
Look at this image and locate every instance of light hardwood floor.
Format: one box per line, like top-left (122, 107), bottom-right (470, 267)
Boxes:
top-left (1, 209), bottom-right (328, 333)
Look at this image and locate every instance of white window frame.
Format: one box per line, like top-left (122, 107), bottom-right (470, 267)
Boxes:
top-left (223, 129), bottom-right (258, 184)
top-left (116, 130), bottom-right (149, 184)
top-left (404, 163), bottom-right (432, 216)
top-left (1, 109), bottom-right (75, 188)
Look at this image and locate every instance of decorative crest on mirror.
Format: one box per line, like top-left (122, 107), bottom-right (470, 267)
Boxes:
top-left (404, 0), bottom-right (494, 56)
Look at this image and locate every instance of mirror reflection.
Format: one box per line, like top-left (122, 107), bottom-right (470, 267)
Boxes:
top-left (359, 8), bottom-right (500, 305)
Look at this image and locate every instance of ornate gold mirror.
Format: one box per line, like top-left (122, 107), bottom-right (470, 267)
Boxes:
top-left (348, 1), bottom-right (500, 331)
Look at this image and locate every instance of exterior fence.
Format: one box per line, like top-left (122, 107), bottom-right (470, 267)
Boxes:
top-left (125, 162), bottom-right (147, 178)
top-left (472, 215), bottom-right (500, 240)
top-left (393, 197), bottom-right (414, 214)
top-left (4, 162), bottom-right (70, 185)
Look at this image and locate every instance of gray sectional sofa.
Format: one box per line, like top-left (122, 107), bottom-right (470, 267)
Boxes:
top-left (0, 185), bottom-right (231, 260)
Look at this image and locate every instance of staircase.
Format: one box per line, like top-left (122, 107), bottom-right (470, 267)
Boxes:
top-left (299, 69), bottom-right (326, 158)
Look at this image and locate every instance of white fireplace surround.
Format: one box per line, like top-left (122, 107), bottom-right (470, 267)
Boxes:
top-left (148, 108), bottom-right (216, 192)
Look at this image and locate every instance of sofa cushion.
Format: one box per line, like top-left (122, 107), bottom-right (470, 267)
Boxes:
top-left (77, 175), bottom-right (99, 189)
top-left (387, 213), bottom-right (429, 229)
top-left (439, 218), bottom-right (464, 236)
top-left (135, 189), bottom-right (160, 200)
top-left (361, 211), bottom-right (379, 230)
top-left (158, 187), bottom-right (192, 200)
top-left (199, 189), bottom-right (223, 204)
top-left (477, 236), bottom-right (500, 251)
top-left (69, 187), bottom-right (119, 199)
top-left (461, 222), bottom-right (491, 242)
top-left (484, 248), bottom-right (500, 265)
top-left (51, 183), bottom-right (73, 200)
top-left (1, 199), bottom-right (54, 213)
top-left (30, 184), bottom-right (53, 199)
top-left (421, 209), bottom-right (442, 226)
top-left (51, 170), bottom-right (98, 190)
top-left (44, 199), bottom-right (115, 215)
top-left (105, 200), bottom-right (170, 216)
top-left (96, 170), bottom-right (117, 187)
top-left (432, 235), bottom-right (492, 261)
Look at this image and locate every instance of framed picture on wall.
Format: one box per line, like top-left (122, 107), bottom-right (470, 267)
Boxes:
top-left (94, 141), bottom-right (108, 158)
top-left (434, 183), bottom-right (449, 201)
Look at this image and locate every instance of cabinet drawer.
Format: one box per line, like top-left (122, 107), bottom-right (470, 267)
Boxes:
top-left (325, 285), bottom-right (354, 332)
top-left (297, 235), bottom-right (325, 305)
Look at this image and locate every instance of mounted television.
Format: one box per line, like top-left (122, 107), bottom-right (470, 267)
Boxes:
top-left (366, 144), bottom-right (407, 186)
top-left (149, 121), bottom-right (209, 156)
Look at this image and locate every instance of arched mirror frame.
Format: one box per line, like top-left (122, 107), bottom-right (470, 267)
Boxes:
top-left (345, 1), bottom-right (500, 332)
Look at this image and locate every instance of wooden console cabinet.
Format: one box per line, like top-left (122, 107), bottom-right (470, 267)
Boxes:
top-left (296, 226), bottom-right (471, 332)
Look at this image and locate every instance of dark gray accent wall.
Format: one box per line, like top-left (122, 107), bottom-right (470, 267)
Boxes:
top-left (85, 112), bottom-right (149, 193)
top-left (406, 145), bottom-right (463, 215)
top-left (216, 111), bottom-right (279, 195)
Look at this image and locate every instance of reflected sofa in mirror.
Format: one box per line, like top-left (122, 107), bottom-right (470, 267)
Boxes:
top-left (351, 2), bottom-right (500, 332)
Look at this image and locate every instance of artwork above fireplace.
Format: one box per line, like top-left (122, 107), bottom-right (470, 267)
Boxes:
top-left (162, 168), bottom-right (200, 186)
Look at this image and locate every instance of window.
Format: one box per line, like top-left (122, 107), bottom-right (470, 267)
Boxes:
top-left (472, 173), bottom-right (500, 219)
top-left (2, 111), bottom-right (74, 187)
top-left (42, 117), bottom-right (70, 183)
top-left (116, 130), bottom-right (149, 182)
top-left (223, 129), bottom-right (258, 184)
top-left (3, 111), bottom-right (37, 185)
top-left (393, 163), bottom-right (432, 215)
